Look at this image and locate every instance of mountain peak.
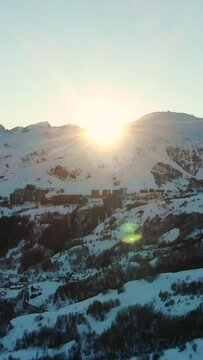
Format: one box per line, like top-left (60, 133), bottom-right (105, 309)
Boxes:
top-left (136, 111), bottom-right (203, 124)
top-left (0, 124), bottom-right (6, 132)
top-left (21, 121), bottom-right (51, 133)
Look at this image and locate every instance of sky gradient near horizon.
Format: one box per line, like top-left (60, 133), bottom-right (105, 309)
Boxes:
top-left (1, 0), bottom-right (203, 129)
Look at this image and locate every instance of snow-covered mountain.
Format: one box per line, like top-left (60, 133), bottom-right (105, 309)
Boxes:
top-left (0, 111), bottom-right (203, 360)
top-left (1, 111), bottom-right (203, 197)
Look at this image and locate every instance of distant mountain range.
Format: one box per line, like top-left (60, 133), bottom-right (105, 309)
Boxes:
top-left (1, 111), bottom-right (203, 196)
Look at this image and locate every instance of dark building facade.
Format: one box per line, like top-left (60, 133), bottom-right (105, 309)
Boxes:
top-left (102, 189), bottom-right (111, 197)
top-left (49, 194), bottom-right (87, 205)
top-left (10, 186), bottom-right (47, 205)
top-left (91, 189), bottom-right (100, 197)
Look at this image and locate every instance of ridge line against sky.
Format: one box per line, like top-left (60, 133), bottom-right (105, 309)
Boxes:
top-left (3, 110), bottom-right (203, 132)
top-left (0, 0), bottom-right (203, 130)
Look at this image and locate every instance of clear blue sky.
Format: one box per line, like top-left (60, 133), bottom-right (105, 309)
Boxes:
top-left (1, 0), bottom-right (203, 129)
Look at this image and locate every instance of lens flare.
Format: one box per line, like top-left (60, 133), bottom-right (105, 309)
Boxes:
top-left (122, 233), bottom-right (142, 244)
top-left (120, 222), bottom-right (138, 233)
top-left (119, 221), bottom-right (142, 244)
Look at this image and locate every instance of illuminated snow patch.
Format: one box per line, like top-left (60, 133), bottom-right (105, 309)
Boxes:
top-left (160, 228), bottom-right (180, 243)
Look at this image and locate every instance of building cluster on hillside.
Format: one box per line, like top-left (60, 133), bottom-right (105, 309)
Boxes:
top-left (9, 185), bottom-right (87, 206)
top-left (0, 273), bottom-right (28, 295)
top-left (10, 184), bottom-right (47, 205)
top-left (0, 196), bottom-right (9, 207)
top-left (91, 189), bottom-right (124, 197)
top-left (90, 188), bottom-right (168, 199)
top-left (6, 184), bottom-right (182, 207)
top-left (9, 186), bottom-right (125, 206)
top-left (138, 188), bottom-right (165, 199)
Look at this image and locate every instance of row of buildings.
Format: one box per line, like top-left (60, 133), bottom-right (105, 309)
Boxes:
top-left (10, 186), bottom-right (87, 206)
top-left (139, 188), bottom-right (165, 197)
top-left (9, 185), bottom-right (171, 206)
top-left (9, 186), bottom-right (125, 205)
top-left (90, 188), bottom-right (167, 198)
top-left (91, 189), bottom-right (124, 197)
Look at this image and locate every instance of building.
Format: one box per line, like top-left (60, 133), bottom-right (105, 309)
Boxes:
top-left (10, 192), bottom-right (23, 205)
top-left (112, 189), bottom-right (124, 196)
top-left (0, 196), bottom-right (9, 207)
top-left (91, 189), bottom-right (100, 197)
top-left (149, 188), bottom-right (155, 194)
top-left (140, 189), bottom-right (148, 194)
top-left (10, 185), bottom-right (47, 205)
top-left (49, 194), bottom-right (87, 205)
top-left (155, 189), bottom-right (165, 199)
top-left (102, 189), bottom-right (111, 197)
top-left (156, 189), bottom-right (165, 195)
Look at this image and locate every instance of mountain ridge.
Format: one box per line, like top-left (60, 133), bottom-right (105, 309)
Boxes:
top-left (1, 111), bottom-right (203, 197)
top-left (2, 110), bottom-right (203, 133)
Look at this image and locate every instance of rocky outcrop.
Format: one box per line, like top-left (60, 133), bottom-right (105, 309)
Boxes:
top-left (151, 162), bottom-right (182, 186)
top-left (72, 206), bottom-right (106, 237)
top-left (142, 212), bottom-right (203, 245)
top-left (167, 146), bottom-right (202, 175)
top-left (103, 195), bottom-right (123, 216)
top-left (48, 165), bottom-right (82, 181)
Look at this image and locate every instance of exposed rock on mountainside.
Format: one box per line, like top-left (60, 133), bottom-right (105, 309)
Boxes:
top-left (143, 211), bottom-right (203, 244)
top-left (73, 206), bottom-right (106, 237)
top-left (167, 146), bottom-right (202, 175)
top-left (151, 162), bottom-right (182, 186)
top-left (48, 165), bottom-right (82, 181)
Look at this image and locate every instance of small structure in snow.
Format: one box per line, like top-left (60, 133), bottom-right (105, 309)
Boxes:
top-left (91, 189), bottom-right (100, 197)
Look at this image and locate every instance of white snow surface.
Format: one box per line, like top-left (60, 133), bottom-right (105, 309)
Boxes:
top-left (1, 111), bottom-right (203, 197)
top-left (160, 228), bottom-right (180, 243)
top-left (160, 338), bottom-right (203, 360)
top-left (1, 268), bottom-right (202, 359)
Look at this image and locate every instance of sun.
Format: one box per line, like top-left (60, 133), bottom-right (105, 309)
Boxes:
top-left (86, 122), bottom-right (122, 144)
top-left (83, 102), bottom-right (125, 145)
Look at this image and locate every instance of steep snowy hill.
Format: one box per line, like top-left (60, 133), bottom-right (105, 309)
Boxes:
top-left (1, 112), bottom-right (203, 196)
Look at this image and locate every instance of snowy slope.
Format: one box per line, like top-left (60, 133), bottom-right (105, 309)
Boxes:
top-left (1, 112), bottom-right (203, 359)
top-left (1, 111), bottom-right (203, 196)
top-left (0, 268), bottom-right (202, 360)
